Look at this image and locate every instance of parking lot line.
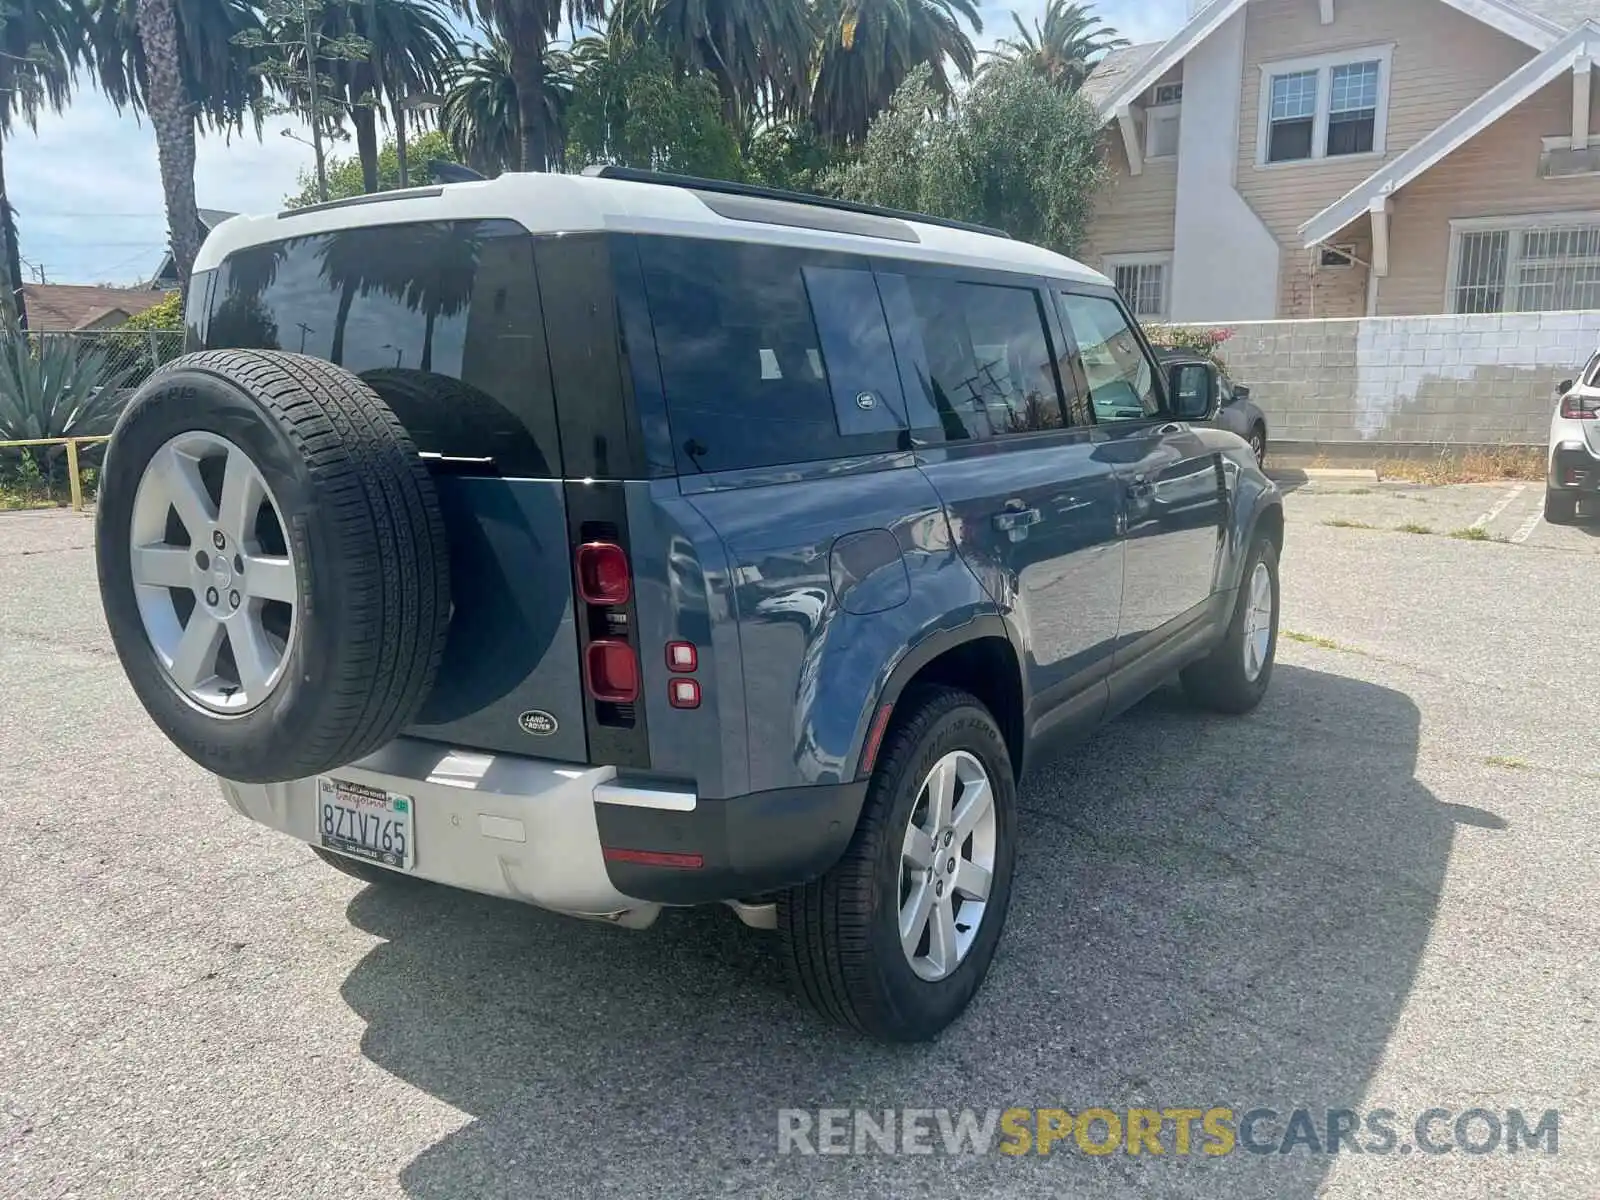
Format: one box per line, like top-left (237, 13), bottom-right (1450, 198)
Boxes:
top-left (1511, 503), bottom-right (1544, 544)
top-left (1472, 484), bottom-right (1525, 530)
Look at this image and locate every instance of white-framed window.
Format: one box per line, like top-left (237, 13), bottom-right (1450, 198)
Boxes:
top-left (1146, 103), bottom-right (1181, 159)
top-left (1152, 81), bottom-right (1184, 105)
top-left (1256, 45), bottom-right (1392, 166)
top-left (1450, 212), bottom-right (1600, 314)
top-left (1105, 253), bottom-right (1172, 319)
top-left (1320, 244), bottom-right (1356, 269)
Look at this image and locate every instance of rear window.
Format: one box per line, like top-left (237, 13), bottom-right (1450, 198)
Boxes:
top-left (206, 220), bottom-right (559, 478)
top-left (637, 237), bottom-right (908, 473)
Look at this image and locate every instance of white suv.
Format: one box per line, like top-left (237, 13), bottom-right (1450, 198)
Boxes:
top-left (1547, 353), bottom-right (1600, 524)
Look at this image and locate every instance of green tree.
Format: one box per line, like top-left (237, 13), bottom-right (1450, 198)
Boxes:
top-left (314, 0), bottom-right (459, 194)
top-left (442, 35), bottom-right (570, 175)
top-left (89, 0), bottom-right (266, 299)
top-left (832, 60), bottom-right (1106, 257)
top-left (810, 0), bottom-right (980, 145)
top-left (284, 127), bottom-right (456, 205)
top-left (984, 0), bottom-right (1126, 92)
top-left (565, 32), bottom-right (741, 179)
top-left (615, 0), bottom-right (812, 133)
top-left (0, 0), bottom-right (90, 327)
top-left (744, 119), bottom-right (840, 193)
top-left (449, 0), bottom-right (604, 172)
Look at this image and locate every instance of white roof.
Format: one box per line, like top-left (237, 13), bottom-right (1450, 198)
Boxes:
top-left (195, 172), bottom-right (1108, 287)
top-left (1088, 0), bottom-right (1565, 123)
top-left (1301, 20), bottom-right (1600, 246)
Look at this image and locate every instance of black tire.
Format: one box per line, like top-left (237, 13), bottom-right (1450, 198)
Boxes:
top-left (778, 687), bottom-right (1018, 1042)
top-left (96, 350), bottom-right (451, 784)
top-left (311, 845), bottom-right (426, 888)
top-left (1544, 489), bottom-right (1578, 524)
top-left (1182, 535), bottom-right (1280, 715)
top-left (1249, 423), bottom-right (1268, 468)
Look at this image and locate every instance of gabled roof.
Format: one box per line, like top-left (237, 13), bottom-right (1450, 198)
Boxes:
top-left (1080, 42), bottom-right (1162, 113)
top-left (23, 283), bottom-right (169, 330)
top-left (1301, 20), bottom-right (1600, 245)
top-left (1087, 0), bottom-right (1568, 122)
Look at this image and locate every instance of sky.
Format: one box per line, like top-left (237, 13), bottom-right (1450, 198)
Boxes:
top-left (12, 0), bottom-right (1188, 288)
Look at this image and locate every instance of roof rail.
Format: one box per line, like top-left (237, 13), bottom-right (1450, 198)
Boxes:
top-left (581, 165), bottom-right (1012, 241)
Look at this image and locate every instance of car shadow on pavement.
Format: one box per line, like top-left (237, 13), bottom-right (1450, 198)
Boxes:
top-left (337, 664), bottom-right (1495, 1200)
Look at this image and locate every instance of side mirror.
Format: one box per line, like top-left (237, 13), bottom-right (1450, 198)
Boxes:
top-left (1169, 362), bottom-right (1218, 421)
top-left (1558, 379), bottom-right (1575, 396)
top-left (1232, 384), bottom-right (1251, 403)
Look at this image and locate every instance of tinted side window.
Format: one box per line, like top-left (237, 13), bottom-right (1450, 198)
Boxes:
top-left (878, 273), bottom-right (1067, 440)
top-left (184, 269), bottom-right (215, 352)
top-left (1057, 292), bottom-right (1162, 422)
top-left (207, 220), bottom-right (558, 478)
top-left (638, 238), bottom-right (905, 472)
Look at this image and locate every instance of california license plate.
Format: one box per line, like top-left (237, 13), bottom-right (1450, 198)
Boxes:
top-left (316, 777), bottom-right (414, 871)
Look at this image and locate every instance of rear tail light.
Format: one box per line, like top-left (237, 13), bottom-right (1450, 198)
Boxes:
top-left (585, 639), bottom-right (640, 703)
top-left (1560, 392), bottom-right (1599, 420)
top-left (577, 542), bottom-right (631, 605)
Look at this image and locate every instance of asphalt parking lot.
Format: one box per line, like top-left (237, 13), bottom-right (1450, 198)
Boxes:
top-left (2, 483), bottom-right (1597, 1200)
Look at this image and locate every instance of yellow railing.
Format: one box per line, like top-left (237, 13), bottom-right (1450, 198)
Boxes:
top-left (0, 436), bottom-right (112, 512)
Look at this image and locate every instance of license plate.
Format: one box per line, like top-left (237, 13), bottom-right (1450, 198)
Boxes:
top-left (316, 777), bottom-right (414, 871)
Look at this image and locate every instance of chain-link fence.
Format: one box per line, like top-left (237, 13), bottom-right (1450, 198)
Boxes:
top-left (0, 328), bottom-right (184, 509)
top-left (29, 328), bottom-right (187, 391)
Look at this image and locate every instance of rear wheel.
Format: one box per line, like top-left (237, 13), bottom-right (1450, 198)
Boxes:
top-left (1182, 535), bottom-right (1280, 715)
top-left (778, 687), bottom-right (1017, 1042)
top-left (1545, 489), bottom-right (1578, 524)
top-left (1249, 424), bottom-right (1267, 468)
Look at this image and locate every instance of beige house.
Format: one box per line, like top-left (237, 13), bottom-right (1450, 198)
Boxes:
top-left (1080, 0), bottom-right (1600, 323)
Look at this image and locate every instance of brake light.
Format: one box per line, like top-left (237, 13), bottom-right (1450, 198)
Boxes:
top-left (1560, 392), bottom-right (1598, 420)
top-left (577, 542), bottom-right (631, 605)
top-left (585, 639), bottom-right (640, 703)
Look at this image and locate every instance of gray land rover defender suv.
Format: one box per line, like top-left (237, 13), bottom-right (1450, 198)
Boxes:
top-left (94, 168), bottom-right (1284, 1042)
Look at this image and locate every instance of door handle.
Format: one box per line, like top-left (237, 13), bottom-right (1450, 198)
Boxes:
top-left (992, 506), bottom-right (1042, 532)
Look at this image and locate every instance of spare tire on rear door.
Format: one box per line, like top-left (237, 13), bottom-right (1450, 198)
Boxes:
top-left (95, 350), bottom-right (452, 784)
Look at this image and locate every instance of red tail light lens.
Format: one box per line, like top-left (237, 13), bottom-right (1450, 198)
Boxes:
top-left (1560, 392), bottom-right (1598, 420)
top-left (577, 542), bottom-right (631, 605)
top-left (585, 639), bottom-right (640, 703)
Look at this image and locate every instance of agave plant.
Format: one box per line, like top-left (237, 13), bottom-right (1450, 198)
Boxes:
top-left (0, 323), bottom-right (133, 491)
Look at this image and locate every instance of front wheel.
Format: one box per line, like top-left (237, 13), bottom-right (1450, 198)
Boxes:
top-left (778, 687), bottom-right (1017, 1042)
top-left (1249, 424), bottom-right (1267, 469)
top-left (1182, 535), bottom-right (1280, 715)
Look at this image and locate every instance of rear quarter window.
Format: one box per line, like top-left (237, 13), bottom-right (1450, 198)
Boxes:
top-left (206, 220), bottom-right (560, 478)
top-left (636, 237), bottom-right (908, 473)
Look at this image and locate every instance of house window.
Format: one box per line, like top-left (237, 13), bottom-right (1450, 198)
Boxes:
top-left (1320, 245), bottom-right (1356, 268)
top-left (1452, 215), bottom-right (1600, 314)
top-left (1259, 46), bottom-right (1391, 165)
top-left (1146, 103), bottom-right (1181, 159)
top-left (1153, 82), bottom-right (1184, 105)
top-left (1107, 256), bottom-right (1170, 319)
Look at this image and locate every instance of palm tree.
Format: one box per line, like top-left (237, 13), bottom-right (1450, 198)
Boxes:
top-left (451, 0), bottom-right (603, 172)
top-left (810, 0), bottom-right (981, 145)
top-left (89, 0), bottom-right (266, 298)
top-left (985, 0), bottom-right (1126, 92)
top-left (617, 0), bottom-right (813, 132)
top-left (0, 0), bottom-right (89, 327)
top-left (316, 0), bottom-right (459, 194)
top-left (442, 36), bottom-right (571, 175)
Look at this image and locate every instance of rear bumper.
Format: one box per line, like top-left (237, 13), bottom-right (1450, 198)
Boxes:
top-left (1549, 441), bottom-right (1600, 493)
top-left (218, 738), bottom-right (864, 916)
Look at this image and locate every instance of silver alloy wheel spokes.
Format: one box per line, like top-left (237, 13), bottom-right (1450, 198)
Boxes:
top-left (898, 749), bottom-right (998, 983)
top-left (129, 431), bottom-right (298, 713)
top-left (1241, 559), bottom-right (1274, 682)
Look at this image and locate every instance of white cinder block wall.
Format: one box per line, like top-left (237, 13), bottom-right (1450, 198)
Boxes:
top-left (1170, 312), bottom-right (1599, 446)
